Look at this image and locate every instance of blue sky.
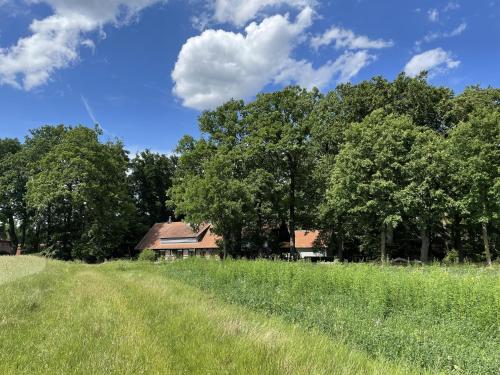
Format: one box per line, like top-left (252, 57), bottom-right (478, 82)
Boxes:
top-left (1, 0), bottom-right (499, 154)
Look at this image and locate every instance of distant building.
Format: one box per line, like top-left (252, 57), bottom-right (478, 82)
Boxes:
top-left (280, 230), bottom-right (326, 259)
top-left (135, 221), bottom-right (220, 259)
top-left (0, 240), bottom-right (13, 255)
top-left (136, 221), bottom-right (326, 259)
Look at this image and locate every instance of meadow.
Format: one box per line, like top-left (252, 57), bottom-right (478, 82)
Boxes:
top-left (0, 257), bottom-right (498, 374)
top-left (162, 259), bottom-right (500, 374)
top-left (0, 256), bottom-right (413, 375)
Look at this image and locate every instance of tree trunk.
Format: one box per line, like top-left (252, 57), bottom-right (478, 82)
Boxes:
top-left (326, 229), bottom-right (335, 258)
top-left (33, 223), bottom-right (40, 252)
top-left (222, 236), bottom-right (228, 260)
top-left (380, 225), bottom-right (386, 263)
top-left (452, 214), bottom-right (464, 263)
top-left (7, 213), bottom-right (18, 251)
top-left (46, 204), bottom-right (52, 245)
top-left (336, 231), bottom-right (344, 261)
top-left (386, 223), bottom-right (394, 246)
top-left (481, 222), bottom-right (492, 267)
top-left (289, 160), bottom-right (297, 260)
top-left (234, 225), bottom-right (242, 257)
top-left (420, 226), bottom-right (430, 263)
top-left (20, 214), bottom-right (28, 250)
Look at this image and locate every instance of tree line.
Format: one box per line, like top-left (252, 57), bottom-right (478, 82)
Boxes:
top-left (171, 73), bottom-right (499, 264)
top-left (0, 126), bottom-right (176, 262)
top-left (1, 73), bottom-right (498, 263)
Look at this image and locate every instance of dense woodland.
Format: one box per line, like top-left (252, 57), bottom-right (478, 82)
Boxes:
top-left (1, 73), bottom-right (499, 263)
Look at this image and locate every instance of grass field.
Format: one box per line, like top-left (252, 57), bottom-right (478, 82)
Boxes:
top-left (0, 256), bottom-right (46, 285)
top-left (0, 257), bottom-right (415, 375)
top-left (162, 259), bottom-right (500, 374)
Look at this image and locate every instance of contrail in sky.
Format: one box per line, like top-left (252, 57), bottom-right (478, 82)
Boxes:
top-left (81, 95), bottom-right (99, 125)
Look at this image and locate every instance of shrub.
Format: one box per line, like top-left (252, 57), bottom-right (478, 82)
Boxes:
top-left (443, 249), bottom-right (459, 264)
top-left (138, 248), bottom-right (156, 262)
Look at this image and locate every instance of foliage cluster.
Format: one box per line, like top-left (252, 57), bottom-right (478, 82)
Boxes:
top-left (163, 258), bottom-right (500, 374)
top-left (1, 73), bottom-right (498, 263)
top-left (0, 127), bottom-right (177, 261)
top-left (138, 248), bottom-right (156, 262)
top-left (171, 74), bottom-right (500, 263)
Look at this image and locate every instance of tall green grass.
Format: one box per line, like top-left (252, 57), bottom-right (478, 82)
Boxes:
top-left (162, 259), bottom-right (500, 374)
top-left (0, 255), bottom-right (46, 285)
top-left (0, 257), bottom-right (414, 374)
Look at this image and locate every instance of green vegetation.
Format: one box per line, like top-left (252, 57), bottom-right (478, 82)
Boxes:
top-left (0, 127), bottom-right (177, 262)
top-left (138, 248), bottom-right (156, 262)
top-left (1, 75), bottom-right (498, 262)
top-left (0, 256), bottom-right (46, 285)
top-left (0, 257), bottom-right (414, 375)
top-left (171, 77), bottom-right (499, 262)
top-left (162, 258), bottom-right (500, 374)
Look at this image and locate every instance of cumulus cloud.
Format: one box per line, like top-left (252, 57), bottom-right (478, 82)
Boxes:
top-left (173, 5), bottom-right (382, 110)
top-left (0, 0), bottom-right (163, 90)
top-left (404, 48), bottom-right (460, 77)
top-left (211, 0), bottom-right (315, 26)
top-left (275, 50), bottom-right (375, 89)
top-left (172, 7), bottom-right (316, 110)
top-left (311, 26), bottom-right (393, 50)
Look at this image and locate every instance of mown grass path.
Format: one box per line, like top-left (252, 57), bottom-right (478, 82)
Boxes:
top-left (0, 258), bottom-right (415, 375)
top-left (0, 256), bottom-right (46, 285)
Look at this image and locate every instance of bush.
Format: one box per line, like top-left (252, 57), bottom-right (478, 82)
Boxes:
top-left (443, 249), bottom-right (459, 264)
top-left (138, 248), bottom-right (156, 262)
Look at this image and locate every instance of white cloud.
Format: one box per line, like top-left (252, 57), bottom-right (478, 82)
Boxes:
top-left (0, 0), bottom-right (163, 90)
top-left (415, 22), bottom-right (467, 51)
top-left (173, 6), bottom-right (380, 110)
top-left (212, 0), bottom-right (315, 26)
top-left (275, 50), bottom-right (375, 88)
top-left (428, 8), bottom-right (439, 22)
top-left (449, 22), bottom-right (467, 36)
top-left (444, 2), bottom-right (460, 12)
top-left (311, 26), bottom-right (393, 50)
top-left (425, 22), bottom-right (467, 42)
top-left (172, 7), bottom-right (316, 110)
top-left (404, 48), bottom-right (460, 77)
top-left (81, 39), bottom-right (96, 53)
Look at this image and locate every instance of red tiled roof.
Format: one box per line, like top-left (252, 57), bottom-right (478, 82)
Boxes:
top-left (281, 230), bottom-right (323, 249)
top-left (135, 222), bottom-right (220, 251)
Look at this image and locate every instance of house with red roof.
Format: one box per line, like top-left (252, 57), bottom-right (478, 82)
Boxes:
top-left (135, 221), bottom-right (221, 259)
top-left (135, 221), bottom-right (326, 259)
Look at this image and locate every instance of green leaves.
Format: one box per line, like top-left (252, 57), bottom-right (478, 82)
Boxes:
top-left (326, 112), bottom-right (417, 245)
top-left (23, 126), bottom-right (133, 261)
top-left (447, 109), bottom-right (500, 264)
top-left (128, 149), bottom-right (177, 227)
